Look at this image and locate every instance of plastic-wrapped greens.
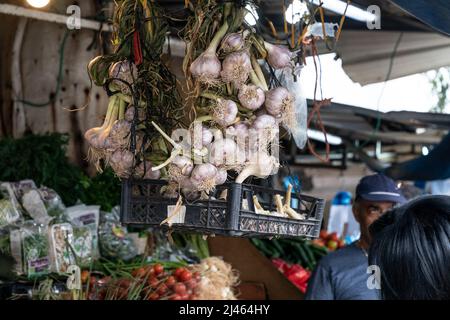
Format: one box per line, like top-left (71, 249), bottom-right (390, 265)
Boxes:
top-left (21, 222), bottom-right (51, 278)
top-left (0, 183), bottom-right (23, 228)
top-left (98, 206), bottom-right (137, 261)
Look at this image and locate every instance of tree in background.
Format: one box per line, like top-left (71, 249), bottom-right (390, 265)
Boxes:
top-left (428, 67), bottom-right (450, 114)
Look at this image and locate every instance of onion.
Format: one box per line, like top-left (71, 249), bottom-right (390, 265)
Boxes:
top-left (236, 152), bottom-right (279, 183)
top-left (238, 84), bottom-right (265, 110)
top-left (190, 164), bottom-right (218, 192)
top-left (213, 99), bottom-right (238, 127)
top-left (264, 42), bottom-right (293, 69)
top-left (134, 161), bottom-right (161, 179)
top-left (221, 51), bottom-right (252, 88)
top-left (221, 33), bottom-right (245, 53)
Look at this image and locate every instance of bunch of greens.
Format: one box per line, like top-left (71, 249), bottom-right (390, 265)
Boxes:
top-left (0, 133), bottom-right (121, 211)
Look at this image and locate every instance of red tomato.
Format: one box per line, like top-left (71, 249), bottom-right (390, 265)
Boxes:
top-left (185, 279), bottom-right (197, 289)
top-left (148, 277), bottom-right (159, 288)
top-left (179, 270), bottom-right (192, 282)
top-left (173, 283), bottom-right (187, 295)
top-left (153, 264), bottom-right (164, 276)
top-left (165, 276), bottom-right (176, 288)
top-left (135, 267), bottom-right (147, 278)
top-left (173, 267), bottom-right (185, 278)
top-left (148, 293), bottom-right (159, 300)
top-left (157, 284), bottom-right (168, 295)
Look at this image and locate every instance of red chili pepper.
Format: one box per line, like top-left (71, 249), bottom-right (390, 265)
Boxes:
top-left (133, 30), bottom-right (143, 66)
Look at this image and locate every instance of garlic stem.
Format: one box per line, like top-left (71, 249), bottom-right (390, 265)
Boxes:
top-left (151, 121), bottom-right (179, 148)
top-left (152, 148), bottom-right (181, 171)
top-left (118, 97), bottom-right (126, 121)
top-left (201, 92), bottom-right (220, 101)
top-left (249, 70), bottom-right (265, 89)
top-left (195, 115), bottom-right (213, 122)
top-left (251, 55), bottom-right (269, 91)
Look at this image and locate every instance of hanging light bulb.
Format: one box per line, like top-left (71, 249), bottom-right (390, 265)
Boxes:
top-left (26, 0), bottom-right (50, 8)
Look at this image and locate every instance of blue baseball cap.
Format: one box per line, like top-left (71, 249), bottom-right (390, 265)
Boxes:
top-left (356, 173), bottom-right (406, 204)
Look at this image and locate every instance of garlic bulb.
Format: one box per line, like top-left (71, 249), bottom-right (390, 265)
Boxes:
top-left (264, 42), bottom-right (293, 69)
top-left (190, 51), bottom-right (222, 82)
top-left (221, 33), bottom-right (245, 53)
top-left (190, 163), bottom-right (219, 192)
top-left (213, 99), bottom-right (238, 127)
top-left (134, 161), bottom-right (161, 179)
top-left (208, 138), bottom-right (245, 167)
top-left (109, 149), bottom-right (134, 178)
top-left (221, 51), bottom-right (252, 88)
top-left (109, 61), bottom-right (137, 94)
top-left (215, 169), bottom-right (228, 185)
top-left (238, 84), bottom-right (265, 110)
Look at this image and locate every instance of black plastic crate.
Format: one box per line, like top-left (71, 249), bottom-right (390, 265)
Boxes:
top-left (120, 179), bottom-right (325, 239)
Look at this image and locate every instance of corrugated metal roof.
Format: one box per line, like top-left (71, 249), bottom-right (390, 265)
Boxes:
top-left (336, 30), bottom-right (450, 84)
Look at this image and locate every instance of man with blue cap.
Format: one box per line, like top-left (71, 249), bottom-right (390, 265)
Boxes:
top-left (305, 173), bottom-right (406, 300)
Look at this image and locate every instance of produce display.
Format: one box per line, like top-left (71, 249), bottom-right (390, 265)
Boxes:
top-left (0, 177), bottom-right (238, 300)
top-left (272, 258), bottom-right (311, 294)
top-left (251, 237), bottom-right (329, 272)
top-left (313, 230), bottom-right (346, 251)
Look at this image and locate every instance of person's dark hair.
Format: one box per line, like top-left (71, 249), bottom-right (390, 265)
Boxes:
top-left (369, 195), bottom-right (450, 300)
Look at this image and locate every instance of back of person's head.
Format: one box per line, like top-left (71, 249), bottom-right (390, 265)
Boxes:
top-left (369, 195), bottom-right (450, 300)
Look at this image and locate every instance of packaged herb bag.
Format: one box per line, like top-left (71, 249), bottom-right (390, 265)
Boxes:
top-left (49, 223), bottom-right (75, 273)
top-left (98, 207), bottom-right (137, 261)
top-left (71, 226), bottom-right (93, 267)
top-left (0, 183), bottom-right (22, 228)
top-left (37, 187), bottom-right (66, 219)
top-left (21, 222), bottom-right (51, 277)
top-left (65, 205), bottom-right (99, 258)
top-left (22, 189), bottom-right (52, 225)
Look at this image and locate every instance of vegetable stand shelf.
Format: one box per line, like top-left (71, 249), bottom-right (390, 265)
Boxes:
top-left (120, 179), bottom-right (325, 239)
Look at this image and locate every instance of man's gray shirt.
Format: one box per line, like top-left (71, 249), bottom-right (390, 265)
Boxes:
top-left (304, 242), bottom-right (380, 300)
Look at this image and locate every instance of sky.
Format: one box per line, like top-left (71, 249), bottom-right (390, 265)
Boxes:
top-left (299, 53), bottom-right (443, 113)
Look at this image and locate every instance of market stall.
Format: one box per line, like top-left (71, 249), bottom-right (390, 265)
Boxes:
top-left (0, 0), bottom-right (449, 302)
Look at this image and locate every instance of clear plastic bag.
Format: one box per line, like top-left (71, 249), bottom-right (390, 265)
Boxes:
top-left (0, 183), bottom-right (23, 229)
top-left (273, 65), bottom-right (308, 149)
top-left (21, 222), bottom-right (51, 278)
top-left (98, 206), bottom-right (137, 261)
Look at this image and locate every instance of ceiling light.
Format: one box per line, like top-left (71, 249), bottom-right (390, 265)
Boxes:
top-left (27, 0), bottom-right (50, 8)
